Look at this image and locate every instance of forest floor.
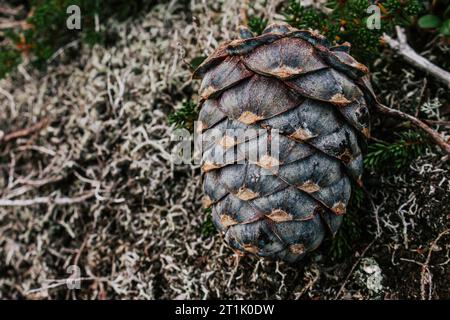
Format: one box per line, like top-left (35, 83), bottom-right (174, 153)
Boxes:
top-left (0, 1), bottom-right (448, 299)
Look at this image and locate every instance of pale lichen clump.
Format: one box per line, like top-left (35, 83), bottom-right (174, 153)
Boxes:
top-left (355, 258), bottom-right (384, 297)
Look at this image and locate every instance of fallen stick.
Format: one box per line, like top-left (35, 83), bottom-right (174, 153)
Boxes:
top-left (1, 117), bottom-right (49, 143)
top-left (422, 119), bottom-right (450, 127)
top-left (374, 102), bottom-right (450, 155)
top-left (419, 229), bottom-right (450, 300)
top-left (372, 26), bottom-right (450, 154)
top-left (383, 26), bottom-right (450, 89)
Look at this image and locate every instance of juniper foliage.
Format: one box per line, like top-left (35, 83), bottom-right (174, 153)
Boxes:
top-left (364, 130), bottom-right (429, 172)
top-left (283, 0), bottom-right (424, 63)
top-left (248, 15), bottom-right (269, 35)
top-left (168, 100), bottom-right (199, 131)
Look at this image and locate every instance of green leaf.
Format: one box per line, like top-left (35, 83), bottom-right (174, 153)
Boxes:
top-left (418, 15), bottom-right (442, 29)
top-left (439, 19), bottom-right (450, 36)
top-left (444, 5), bottom-right (450, 18)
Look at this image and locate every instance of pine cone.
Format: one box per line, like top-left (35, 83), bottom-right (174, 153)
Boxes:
top-left (194, 23), bottom-right (375, 262)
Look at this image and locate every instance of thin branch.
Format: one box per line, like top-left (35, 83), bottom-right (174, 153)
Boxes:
top-left (26, 276), bottom-right (109, 295)
top-left (422, 119), bottom-right (450, 127)
top-left (0, 4), bottom-right (25, 16)
top-left (374, 102), bottom-right (450, 155)
top-left (1, 117), bottom-right (49, 143)
top-left (0, 20), bottom-right (31, 29)
top-left (0, 191), bottom-right (95, 206)
top-left (415, 78), bottom-right (427, 118)
top-left (0, 86), bottom-right (16, 116)
top-left (3, 176), bottom-right (64, 199)
top-left (48, 40), bottom-right (79, 64)
top-left (383, 26), bottom-right (450, 89)
top-left (266, 0), bottom-right (285, 23)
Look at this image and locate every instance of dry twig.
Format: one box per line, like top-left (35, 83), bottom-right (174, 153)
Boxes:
top-left (0, 191), bottom-right (95, 206)
top-left (374, 102), bottom-right (450, 155)
top-left (422, 119), bottom-right (450, 127)
top-left (1, 117), bottom-right (49, 143)
top-left (379, 27), bottom-right (450, 155)
top-left (383, 26), bottom-right (450, 89)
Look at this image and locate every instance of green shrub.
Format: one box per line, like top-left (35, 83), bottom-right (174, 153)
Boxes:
top-left (0, 49), bottom-right (21, 79)
top-left (0, 0), bottom-right (156, 77)
top-left (283, 0), bottom-right (424, 64)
